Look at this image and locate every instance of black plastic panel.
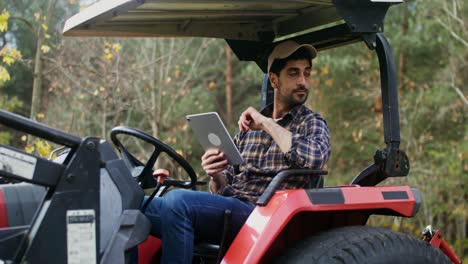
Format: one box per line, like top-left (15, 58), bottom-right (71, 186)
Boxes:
top-left (382, 191), bottom-right (409, 200)
top-left (306, 188), bottom-right (345, 204)
top-left (105, 159), bottom-right (144, 210)
top-left (18, 138), bottom-right (101, 263)
top-left (0, 145), bottom-right (65, 187)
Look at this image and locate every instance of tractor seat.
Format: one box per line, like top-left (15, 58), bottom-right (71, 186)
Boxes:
top-left (192, 175), bottom-right (323, 263)
top-left (193, 210), bottom-right (232, 263)
top-left (309, 175), bottom-right (324, 188)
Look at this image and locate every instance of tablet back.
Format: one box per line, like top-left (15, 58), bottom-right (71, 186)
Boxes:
top-left (186, 112), bottom-right (244, 165)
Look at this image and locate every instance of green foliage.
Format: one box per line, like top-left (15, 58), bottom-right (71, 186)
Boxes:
top-left (1, 0), bottom-right (466, 257)
top-left (0, 132), bottom-right (12, 145)
top-left (0, 95), bottom-right (23, 111)
top-left (0, 95), bottom-right (23, 146)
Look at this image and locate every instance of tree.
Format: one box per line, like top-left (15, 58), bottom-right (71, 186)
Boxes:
top-left (0, 9), bottom-right (24, 145)
top-left (30, 0), bottom-right (58, 121)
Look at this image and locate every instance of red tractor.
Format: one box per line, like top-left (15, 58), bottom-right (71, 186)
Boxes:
top-left (0, 0), bottom-right (461, 263)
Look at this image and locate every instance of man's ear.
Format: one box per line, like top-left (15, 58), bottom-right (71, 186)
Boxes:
top-left (269, 72), bottom-right (278, 89)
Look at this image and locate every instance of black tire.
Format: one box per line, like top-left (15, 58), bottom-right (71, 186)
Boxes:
top-left (275, 226), bottom-right (451, 264)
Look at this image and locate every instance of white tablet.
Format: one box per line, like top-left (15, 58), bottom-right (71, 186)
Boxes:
top-left (186, 112), bottom-right (244, 165)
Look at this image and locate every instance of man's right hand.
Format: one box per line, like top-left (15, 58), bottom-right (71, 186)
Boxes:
top-left (202, 149), bottom-right (228, 193)
top-left (201, 149), bottom-right (228, 178)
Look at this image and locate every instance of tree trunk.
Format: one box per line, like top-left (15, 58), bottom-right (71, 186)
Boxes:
top-left (30, 39), bottom-right (43, 120)
top-left (101, 99), bottom-right (107, 139)
top-left (30, 0), bottom-right (57, 120)
top-left (225, 45), bottom-right (233, 124)
top-left (150, 41), bottom-right (159, 138)
top-left (398, 5), bottom-right (408, 92)
top-left (456, 212), bottom-right (465, 259)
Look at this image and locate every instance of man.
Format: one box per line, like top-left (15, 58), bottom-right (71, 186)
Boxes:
top-left (144, 40), bottom-right (331, 263)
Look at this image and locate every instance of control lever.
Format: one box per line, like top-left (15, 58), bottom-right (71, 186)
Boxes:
top-left (141, 169), bottom-right (170, 213)
top-left (153, 169), bottom-right (169, 184)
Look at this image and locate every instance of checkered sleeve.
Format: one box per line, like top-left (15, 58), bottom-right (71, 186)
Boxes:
top-left (218, 132), bottom-right (240, 186)
top-left (223, 165), bottom-right (234, 184)
top-left (284, 116), bottom-right (331, 169)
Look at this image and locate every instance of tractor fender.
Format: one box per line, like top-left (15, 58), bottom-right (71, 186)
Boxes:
top-left (222, 185), bottom-right (420, 264)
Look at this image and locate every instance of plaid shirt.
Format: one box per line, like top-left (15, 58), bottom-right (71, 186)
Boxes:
top-left (218, 104), bottom-right (331, 204)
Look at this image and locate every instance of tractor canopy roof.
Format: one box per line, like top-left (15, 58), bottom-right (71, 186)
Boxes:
top-left (63, 0), bottom-right (402, 72)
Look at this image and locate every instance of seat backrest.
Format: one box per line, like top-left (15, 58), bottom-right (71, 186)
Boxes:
top-left (307, 175), bottom-right (324, 188)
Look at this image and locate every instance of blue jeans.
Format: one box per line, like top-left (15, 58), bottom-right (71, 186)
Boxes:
top-left (143, 189), bottom-right (255, 263)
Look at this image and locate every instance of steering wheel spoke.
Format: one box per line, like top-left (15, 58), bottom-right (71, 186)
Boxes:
top-left (118, 145), bottom-right (142, 172)
top-left (110, 126), bottom-right (198, 194)
top-left (139, 149), bottom-right (162, 188)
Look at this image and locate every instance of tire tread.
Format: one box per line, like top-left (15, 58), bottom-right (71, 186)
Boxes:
top-left (275, 226), bottom-right (452, 264)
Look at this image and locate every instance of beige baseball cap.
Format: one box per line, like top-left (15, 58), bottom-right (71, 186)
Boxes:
top-left (267, 40), bottom-right (317, 72)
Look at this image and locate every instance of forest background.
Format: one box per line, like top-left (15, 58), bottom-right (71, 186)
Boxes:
top-left (0, 0), bottom-right (466, 259)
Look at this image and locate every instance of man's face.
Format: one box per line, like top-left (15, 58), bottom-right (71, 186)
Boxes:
top-left (270, 59), bottom-right (312, 108)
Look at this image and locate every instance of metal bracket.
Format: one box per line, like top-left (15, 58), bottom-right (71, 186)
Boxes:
top-left (260, 74), bottom-right (274, 109)
top-left (350, 147), bottom-right (409, 186)
top-left (335, 0), bottom-right (393, 33)
top-left (17, 137), bottom-right (102, 263)
top-left (384, 147), bottom-right (409, 177)
top-left (362, 33), bottom-right (377, 50)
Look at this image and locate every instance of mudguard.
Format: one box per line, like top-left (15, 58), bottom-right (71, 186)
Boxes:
top-left (222, 185), bottom-right (420, 263)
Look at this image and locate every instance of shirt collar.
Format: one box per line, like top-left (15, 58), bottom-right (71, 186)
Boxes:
top-left (260, 103), bottom-right (306, 121)
top-left (260, 104), bottom-right (306, 127)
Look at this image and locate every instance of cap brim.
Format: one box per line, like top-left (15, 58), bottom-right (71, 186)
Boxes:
top-left (268, 42), bottom-right (317, 72)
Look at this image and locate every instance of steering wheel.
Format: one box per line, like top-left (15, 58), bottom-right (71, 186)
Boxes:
top-left (110, 126), bottom-right (197, 190)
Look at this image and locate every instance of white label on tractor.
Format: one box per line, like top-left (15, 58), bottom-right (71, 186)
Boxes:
top-left (0, 147), bottom-right (37, 179)
top-left (67, 210), bottom-right (97, 264)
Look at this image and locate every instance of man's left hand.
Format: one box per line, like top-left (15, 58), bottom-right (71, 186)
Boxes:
top-left (238, 107), bottom-right (269, 132)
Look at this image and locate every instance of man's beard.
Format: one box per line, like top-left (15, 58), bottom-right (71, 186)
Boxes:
top-left (284, 87), bottom-right (308, 107)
